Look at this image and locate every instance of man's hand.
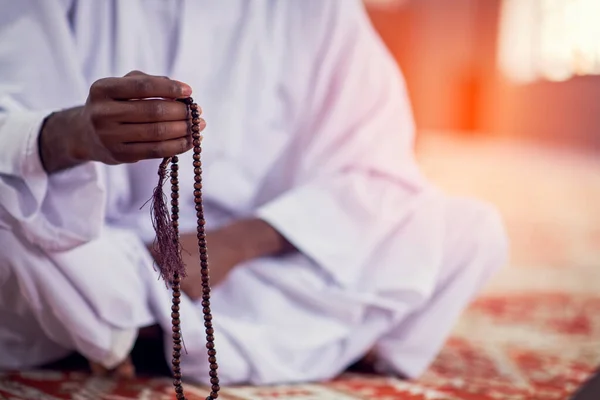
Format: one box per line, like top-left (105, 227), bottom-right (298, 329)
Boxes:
top-left (179, 230), bottom-right (246, 299)
top-left (39, 71), bottom-right (205, 173)
top-left (173, 219), bottom-right (296, 300)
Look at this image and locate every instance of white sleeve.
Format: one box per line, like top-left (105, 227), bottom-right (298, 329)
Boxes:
top-left (0, 1), bottom-right (105, 251)
top-left (256, 0), bottom-right (428, 287)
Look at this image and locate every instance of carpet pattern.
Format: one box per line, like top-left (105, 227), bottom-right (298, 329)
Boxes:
top-left (2, 134), bottom-right (599, 399)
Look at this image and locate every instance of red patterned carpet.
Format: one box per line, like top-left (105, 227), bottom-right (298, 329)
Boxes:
top-left (2, 134), bottom-right (599, 399)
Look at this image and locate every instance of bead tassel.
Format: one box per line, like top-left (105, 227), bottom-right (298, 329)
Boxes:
top-left (150, 97), bottom-right (219, 400)
top-left (149, 158), bottom-right (186, 282)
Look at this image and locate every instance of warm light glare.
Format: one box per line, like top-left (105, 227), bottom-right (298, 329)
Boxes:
top-left (498, 0), bottom-right (600, 83)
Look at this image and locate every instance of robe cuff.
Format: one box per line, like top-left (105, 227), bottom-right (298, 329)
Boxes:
top-left (0, 110), bottom-right (50, 194)
top-left (255, 178), bottom-right (372, 288)
top-left (0, 111), bottom-right (105, 251)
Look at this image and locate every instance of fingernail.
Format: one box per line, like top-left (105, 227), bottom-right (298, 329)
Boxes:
top-left (175, 80), bottom-right (192, 96)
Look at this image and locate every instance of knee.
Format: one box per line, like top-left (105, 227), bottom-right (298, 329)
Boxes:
top-left (474, 200), bottom-right (509, 271)
top-left (448, 198), bottom-right (509, 281)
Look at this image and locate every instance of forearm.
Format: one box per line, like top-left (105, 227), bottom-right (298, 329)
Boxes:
top-left (223, 218), bottom-right (295, 260)
top-left (38, 107), bottom-right (88, 174)
top-left (160, 218), bottom-right (295, 298)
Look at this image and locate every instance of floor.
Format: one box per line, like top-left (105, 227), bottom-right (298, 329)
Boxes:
top-left (1, 132), bottom-right (599, 399)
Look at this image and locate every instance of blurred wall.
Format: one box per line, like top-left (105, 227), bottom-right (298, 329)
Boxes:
top-left (367, 0), bottom-right (495, 134)
top-left (482, 75), bottom-right (600, 150)
top-left (366, 0), bottom-right (600, 151)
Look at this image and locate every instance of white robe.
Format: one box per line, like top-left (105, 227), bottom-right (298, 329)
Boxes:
top-left (0, 0), bottom-right (509, 385)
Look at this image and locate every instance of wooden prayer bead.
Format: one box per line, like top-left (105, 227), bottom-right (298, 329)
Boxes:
top-left (152, 99), bottom-right (217, 400)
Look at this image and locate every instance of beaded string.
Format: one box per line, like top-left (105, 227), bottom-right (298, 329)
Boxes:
top-left (150, 97), bottom-right (219, 400)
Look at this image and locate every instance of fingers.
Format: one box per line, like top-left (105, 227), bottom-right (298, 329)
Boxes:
top-left (90, 71), bottom-right (192, 101)
top-left (116, 136), bottom-right (193, 162)
top-left (116, 120), bottom-right (203, 143)
top-left (98, 99), bottom-right (196, 124)
top-left (85, 71), bottom-right (201, 164)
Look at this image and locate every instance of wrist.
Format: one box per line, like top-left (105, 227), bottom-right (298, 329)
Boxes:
top-left (221, 218), bottom-right (294, 262)
top-left (38, 107), bottom-right (89, 173)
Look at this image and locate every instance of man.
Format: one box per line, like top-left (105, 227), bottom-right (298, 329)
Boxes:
top-left (0, 0), bottom-right (508, 386)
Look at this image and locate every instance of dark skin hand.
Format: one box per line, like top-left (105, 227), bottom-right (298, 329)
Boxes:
top-left (178, 218), bottom-right (295, 299)
top-left (38, 70), bottom-right (204, 173)
top-left (147, 218), bottom-right (295, 299)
